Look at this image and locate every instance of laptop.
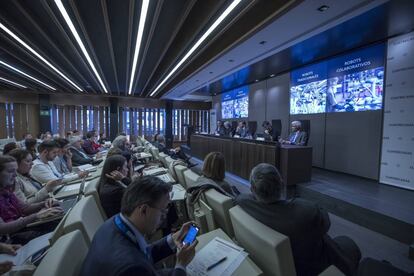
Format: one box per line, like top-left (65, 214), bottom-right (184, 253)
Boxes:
top-left (59, 177), bottom-right (87, 212)
top-left (53, 177), bottom-right (88, 200)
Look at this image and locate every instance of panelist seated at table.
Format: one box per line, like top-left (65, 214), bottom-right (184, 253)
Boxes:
top-left (223, 121), bottom-right (233, 137)
top-left (279, 121), bottom-right (307, 146)
top-left (154, 135), bottom-right (196, 167)
top-left (214, 120), bottom-right (226, 136)
top-left (233, 121), bottom-right (251, 139)
top-left (261, 121), bottom-right (278, 141)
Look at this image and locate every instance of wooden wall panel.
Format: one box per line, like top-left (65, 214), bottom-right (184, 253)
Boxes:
top-left (93, 106), bottom-right (99, 132)
top-left (58, 106), bottom-right (64, 137)
top-left (99, 106), bottom-right (105, 135)
top-left (76, 106), bottom-right (82, 132)
top-left (0, 104), bottom-right (7, 138)
top-left (27, 104), bottom-right (39, 137)
top-left (82, 106), bottom-right (88, 133)
top-left (13, 103), bottom-right (25, 139)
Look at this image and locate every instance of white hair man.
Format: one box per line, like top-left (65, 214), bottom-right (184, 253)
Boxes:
top-left (236, 163), bottom-right (361, 276)
top-left (279, 120), bottom-right (307, 145)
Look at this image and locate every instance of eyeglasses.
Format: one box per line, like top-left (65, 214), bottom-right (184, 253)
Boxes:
top-left (148, 204), bottom-right (169, 215)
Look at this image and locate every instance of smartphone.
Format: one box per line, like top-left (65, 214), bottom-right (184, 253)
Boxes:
top-left (182, 224), bottom-right (199, 245)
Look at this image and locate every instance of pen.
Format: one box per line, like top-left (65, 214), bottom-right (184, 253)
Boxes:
top-left (206, 256), bottom-right (227, 271)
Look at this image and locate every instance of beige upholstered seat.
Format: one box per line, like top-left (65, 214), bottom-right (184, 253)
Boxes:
top-left (183, 169), bottom-right (200, 188)
top-left (159, 152), bottom-right (168, 167)
top-left (83, 178), bottom-right (108, 220)
top-left (165, 156), bottom-right (174, 168)
top-left (229, 205), bottom-right (296, 276)
top-left (63, 196), bottom-right (104, 245)
top-left (48, 209), bottom-right (72, 246)
top-left (319, 265), bottom-right (345, 276)
top-left (150, 147), bottom-right (160, 160)
top-left (173, 164), bottom-right (188, 188)
top-left (203, 189), bottom-right (235, 237)
top-left (34, 230), bottom-right (88, 276)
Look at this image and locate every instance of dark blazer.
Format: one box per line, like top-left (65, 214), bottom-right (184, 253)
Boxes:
top-left (287, 131), bottom-right (307, 146)
top-left (215, 126), bottom-right (226, 136)
top-left (98, 178), bottom-right (131, 218)
top-left (80, 217), bottom-right (186, 276)
top-left (235, 127), bottom-right (249, 138)
top-left (82, 140), bottom-right (99, 155)
top-left (70, 147), bottom-right (93, 166)
top-left (236, 194), bottom-right (332, 276)
top-left (263, 128), bottom-right (278, 141)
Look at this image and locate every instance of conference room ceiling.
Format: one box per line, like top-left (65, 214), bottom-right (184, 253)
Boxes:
top-left (0, 0), bottom-right (299, 98)
top-left (167, 0), bottom-right (414, 99)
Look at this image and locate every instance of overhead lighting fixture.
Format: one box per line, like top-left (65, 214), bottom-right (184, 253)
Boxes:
top-left (317, 5), bottom-right (329, 12)
top-left (0, 21), bottom-right (83, 92)
top-left (54, 0), bottom-right (108, 93)
top-left (0, 77), bottom-right (27, 88)
top-left (128, 0), bottom-right (150, 95)
top-left (270, 74), bottom-right (275, 77)
top-left (0, 59), bottom-right (56, 90)
top-left (150, 0), bottom-right (242, 97)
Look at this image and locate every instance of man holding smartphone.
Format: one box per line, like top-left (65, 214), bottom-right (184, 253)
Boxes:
top-left (81, 176), bottom-right (198, 276)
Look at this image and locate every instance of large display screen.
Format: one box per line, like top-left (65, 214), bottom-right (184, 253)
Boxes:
top-left (221, 86), bottom-right (249, 119)
top-left (290, 44), bottom-right (385, 114)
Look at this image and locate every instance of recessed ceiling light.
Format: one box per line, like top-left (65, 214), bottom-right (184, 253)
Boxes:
top-left (317, 5), bottom-right (329, 12)
top-left (270, 74), bottom-right (275, 77)
top-left (0, 21), bottom-right (82, 92)
top-left (149, 0), bottom-right (242, 97)
top-left (0, 59), bottom-right (56, 90)
top-left (255, 79), bottom-right (259, 82)
top-left (0, 77), bottom-right (27, 88)
top-left (54, 0), bottom-right (108, 93)
top-left (128, 0), bottom-right (150, 95)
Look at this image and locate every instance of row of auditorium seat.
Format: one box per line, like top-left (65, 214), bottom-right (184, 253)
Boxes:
top-left (33, 140), bottom-right (343, 276)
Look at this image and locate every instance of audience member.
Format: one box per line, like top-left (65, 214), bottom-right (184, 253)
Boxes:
top-left (53, 138), bottom-right (74, 174)
top-left (0, 242), bottom-right (21, 274)
top-left (98, 132), bottom-right (108, 145)
top-left (98, 155), bottom-right (131, 218)
top-left (82, 130), bottom-right (100, 155)
top-left (8, 149), bottom-right (61, 203)
top-left (236, 163), bottom-right (361, 276)
top-left (279, 121), bottom-right (307, 146)
top-left (30, 141), bottom-right (63, 184)
top-left (3, 142), bottom-right (19, 155)
top-left (0, 155), bottom-right (63, 244)
top-left (24, 138), bottom-right (38, 159)
top-left (107, 148), bottom-right (133, 179)
top-left (68, 136), bottom-right (94, 166)
top-left (112, 135), bottom-right (130, 152)
top-left (195, 152), bottom-right (236, 195)
top-left (81, 176), bottom-right (197, 276)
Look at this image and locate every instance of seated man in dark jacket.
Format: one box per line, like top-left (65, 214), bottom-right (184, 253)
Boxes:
top-left (81, 176), bottom-right (198, 276)
top-left (236, 163), bottom-right (361, 276)
top-left (68, 136), bottom-right (94, 166)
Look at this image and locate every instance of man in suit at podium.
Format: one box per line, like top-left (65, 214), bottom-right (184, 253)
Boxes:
top-left (280, 121), bottom-right (307, 146)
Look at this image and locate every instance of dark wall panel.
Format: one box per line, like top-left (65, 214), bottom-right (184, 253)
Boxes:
top-left (325, 110), bottom-right (382, 179)
top-left (248, 81), bottom-right (266, 127)
top-left (266, 73), bottom-right (290, 138)
top-left (291, 113), bottom-right (326, 168)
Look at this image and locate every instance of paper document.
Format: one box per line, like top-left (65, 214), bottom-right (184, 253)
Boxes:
top-left (0, 232), bottom-right (52, 265)
top-left (187, 237), bottom-right (247, 276)
top-left (170, 184), bottom-right (186, 201)
top-left (60, 183), bottom-right (81, 192)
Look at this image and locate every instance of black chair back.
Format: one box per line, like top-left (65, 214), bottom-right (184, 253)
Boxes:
top-left (271, 119), bottom-right (282, 139)
top-left (248, 121), bottom-right (257, 137)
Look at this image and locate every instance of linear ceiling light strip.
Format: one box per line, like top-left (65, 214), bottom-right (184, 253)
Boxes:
top-left (149, 0), bottom-right (242, 97)
top-left (128, 0), bottom-right (150, 95)
top-left (54, 0), bottom-right (108, 93)
top-left (0, 76), bottom-right (27, 88)
top-left (0, 59), bottom-right (56, 90)
top-left (0, 22), bottom-right (83, 92)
